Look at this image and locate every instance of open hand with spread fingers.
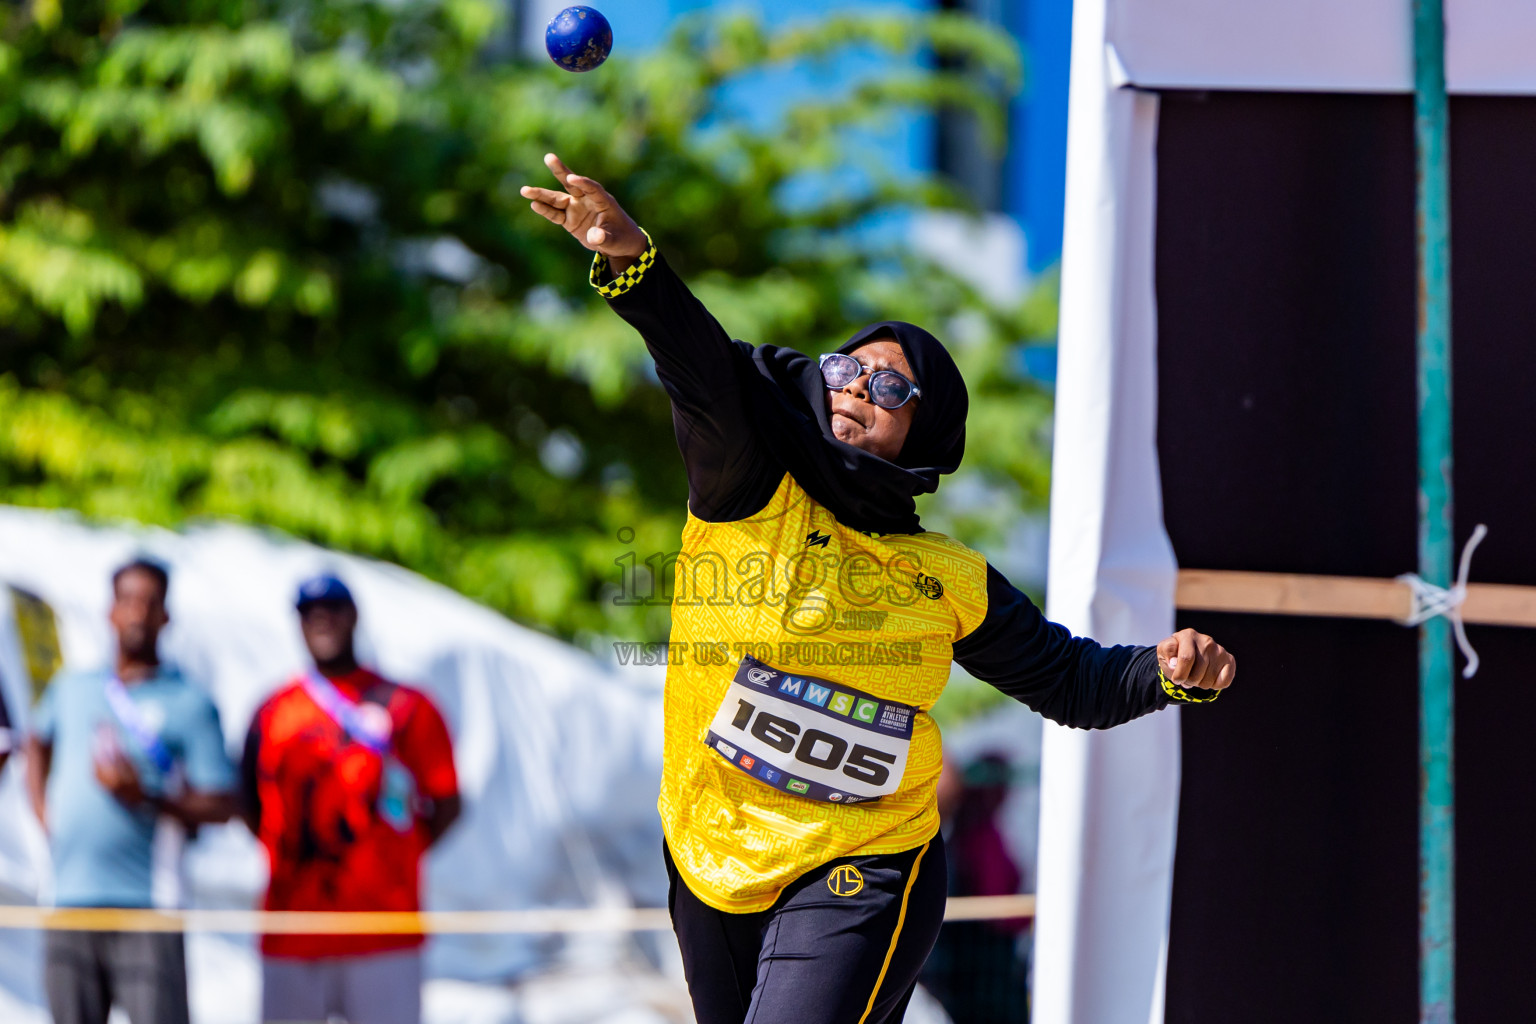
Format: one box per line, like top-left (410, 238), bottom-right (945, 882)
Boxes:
top-left (519, 153), bottom-right (648, 270)
top-left (1156, 628), bottom-right (1236, 692)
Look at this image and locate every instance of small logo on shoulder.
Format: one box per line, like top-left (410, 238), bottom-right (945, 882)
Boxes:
top-left (805, 530), bottom-right (832, 549)
top-left (827, 865), bottom-right (864, 897)
top-left (914, 573), bottom-right (944, 599)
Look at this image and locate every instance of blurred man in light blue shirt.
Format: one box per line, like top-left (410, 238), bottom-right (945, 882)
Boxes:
top-left (25, 559), bottom-right (237, 1024)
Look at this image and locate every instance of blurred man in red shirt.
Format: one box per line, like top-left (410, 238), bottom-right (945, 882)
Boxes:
top-left (242, 575), bottom-right (461, 1024)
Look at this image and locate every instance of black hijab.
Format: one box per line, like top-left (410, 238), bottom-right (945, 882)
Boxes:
top-left (731, 320), bottom-right (968, 535)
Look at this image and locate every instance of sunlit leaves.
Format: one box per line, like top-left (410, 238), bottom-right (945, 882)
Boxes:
top-left (0, 202), bottom-right (143, 334)
top-left (98, 25), bottom-right (297, 94)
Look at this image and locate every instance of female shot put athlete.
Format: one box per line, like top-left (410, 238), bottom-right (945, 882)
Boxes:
top-left (521, 154), bottom-right (1235, 1024)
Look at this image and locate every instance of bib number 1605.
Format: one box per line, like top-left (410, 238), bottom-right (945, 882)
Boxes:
top-left (729, 699), bottom-right (898, 786)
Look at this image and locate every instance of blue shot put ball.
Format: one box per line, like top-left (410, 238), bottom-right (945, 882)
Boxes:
top-left (546, 6), bottom-right (613, 73)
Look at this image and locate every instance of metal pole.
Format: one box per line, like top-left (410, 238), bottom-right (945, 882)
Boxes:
top-left (1413, 0), bottom-right (1454, 1021)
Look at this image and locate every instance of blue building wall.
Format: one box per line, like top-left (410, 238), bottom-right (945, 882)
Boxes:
top-left (552, 0), bottom-right (1073, 276)
top-left (1006, 0), bottom-right (1072, 272)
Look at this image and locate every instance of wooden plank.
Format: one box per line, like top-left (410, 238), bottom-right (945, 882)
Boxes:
top-left (1176, 570), bottom-right (1412, 621)
top-left (1175, 570), bottom-right (1536, 628)
top-left (1460, 583), bottom-right (1536, 628)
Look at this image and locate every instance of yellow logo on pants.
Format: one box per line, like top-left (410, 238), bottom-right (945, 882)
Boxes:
top-left (827, 865), bottom-right (864, 897)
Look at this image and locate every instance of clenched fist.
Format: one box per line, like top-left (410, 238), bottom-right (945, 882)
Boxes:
top-left (1156, 628), bottom-right (1235, 692)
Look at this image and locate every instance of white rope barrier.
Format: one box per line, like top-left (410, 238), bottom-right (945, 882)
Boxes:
top-left (1396, 523), bottom-right (1488, 678)
top-left (0, 895), bottom-right (1036, 934)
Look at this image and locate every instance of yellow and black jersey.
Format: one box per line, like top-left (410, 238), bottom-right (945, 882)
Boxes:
top-left (595, 238), bottom-right (1216, 913)
top-left (661, 471), bottom-right (986, 910)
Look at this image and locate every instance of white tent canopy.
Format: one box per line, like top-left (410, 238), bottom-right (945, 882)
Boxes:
top-left (1035, 0), bottom-right (1177, 1020)
top-left (1106, 0), bottom-right (1536, 94)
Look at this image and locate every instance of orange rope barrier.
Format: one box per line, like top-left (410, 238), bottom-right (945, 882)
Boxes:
top-left (0, 895), bottom-right (1035, 934)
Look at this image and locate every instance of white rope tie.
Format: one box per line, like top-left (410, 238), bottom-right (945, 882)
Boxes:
top-left (1396, 523), bottom-right (1488, 678)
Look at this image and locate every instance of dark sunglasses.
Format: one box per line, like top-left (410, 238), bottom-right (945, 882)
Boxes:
top-left (819, 353), bottom-right (922, 410)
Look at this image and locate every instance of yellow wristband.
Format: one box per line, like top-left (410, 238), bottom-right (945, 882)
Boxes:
top-left (1158, 662), bottom-right (1220, 703)
top-left (589, 229), bottom-right (656, 298)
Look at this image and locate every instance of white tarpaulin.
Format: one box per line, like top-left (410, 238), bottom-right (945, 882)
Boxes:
top-left (0, 506), bottom-right (683, 1024)
top-left (1033, 0), bottom-right (1181, 1022)
top-left (1106, 0), bottom-right (1536, 95)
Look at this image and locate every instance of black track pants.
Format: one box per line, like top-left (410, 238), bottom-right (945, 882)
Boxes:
top-left (665, 835), bottom-right (948, 1024)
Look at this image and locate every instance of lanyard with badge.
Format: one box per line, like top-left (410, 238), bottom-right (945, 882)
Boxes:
top-left (103, 675), bottom-right (189, 908)
top-left (102, 676), bottom-right (177, 779)
top-left (301, 670), bottom-right (392, 753)
top-left (704, 655), bottom-right (917, 804)
top-left (301, 670), bottom-right (417, 832)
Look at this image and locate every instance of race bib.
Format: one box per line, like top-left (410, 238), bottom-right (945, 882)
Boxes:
top-left (704, 656), bottom-right (916, 804)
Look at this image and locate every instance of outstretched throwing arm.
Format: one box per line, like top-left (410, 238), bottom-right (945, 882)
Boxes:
top-left (519, 154), bottom-right (780, 522)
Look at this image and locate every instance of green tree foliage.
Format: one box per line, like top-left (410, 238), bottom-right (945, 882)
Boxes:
top-left (0, 0), bottom-right (1055, 646)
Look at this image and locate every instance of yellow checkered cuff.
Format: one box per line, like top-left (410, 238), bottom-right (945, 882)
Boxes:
top-left (589, 230), bottom-right (656, 298)
top-left (1159, 662), bottom-right (1220, 703)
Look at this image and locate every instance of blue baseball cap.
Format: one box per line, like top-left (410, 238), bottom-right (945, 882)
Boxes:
top-left (295, 574), bottom-right (355, 610)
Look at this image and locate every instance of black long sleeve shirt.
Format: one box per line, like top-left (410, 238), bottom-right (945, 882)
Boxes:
top-left (0, 674), bottom-right (11, 754)
top-left (601, 246), bottom-right (1210, 729)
